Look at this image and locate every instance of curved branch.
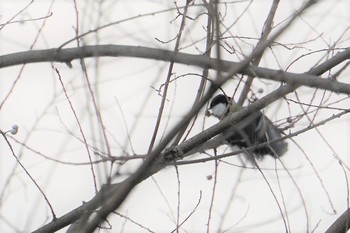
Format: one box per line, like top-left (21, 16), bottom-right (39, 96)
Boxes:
top-left (1, 45), bottom-right (350, 94)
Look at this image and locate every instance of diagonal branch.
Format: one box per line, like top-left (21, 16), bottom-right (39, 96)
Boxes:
top-left (237, 0), bottom-right (280, 105)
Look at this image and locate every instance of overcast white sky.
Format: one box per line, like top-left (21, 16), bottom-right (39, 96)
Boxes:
top-left (0, 1), bottom-right (350, 232)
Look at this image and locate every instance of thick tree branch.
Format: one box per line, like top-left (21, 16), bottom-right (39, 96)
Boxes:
top-left (1, 45), bottom-right (350, 94)
top-left (325, 208), bottom-right (350, 233)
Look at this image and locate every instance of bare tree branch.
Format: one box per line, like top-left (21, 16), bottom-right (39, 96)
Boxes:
top-left (325, 208), bottom-right (350, 233)
top-left (1, 45), bottom-right (350, 94)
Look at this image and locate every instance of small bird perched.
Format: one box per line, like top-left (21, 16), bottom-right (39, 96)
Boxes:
top-left (206, 94), bottom-right (288, 158)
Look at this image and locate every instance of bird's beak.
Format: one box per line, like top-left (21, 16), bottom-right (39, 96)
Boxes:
top-left (205, 109), bottom-right (212, 117)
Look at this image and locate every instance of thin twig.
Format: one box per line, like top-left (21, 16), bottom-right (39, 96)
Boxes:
top-left (238, 0), bottom-right (280, 105)
top-left (207, 151), bottom-right (219, 233)
top-left (146, 1), bottom-right (192, 154)
top-left (0, 131), bottom-right (56, 220)
top-left (52, 66), bottom-right (98, 192)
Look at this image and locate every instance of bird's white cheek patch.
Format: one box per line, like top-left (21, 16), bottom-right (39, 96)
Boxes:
top-left (210, 103), bottom-right (227, 118)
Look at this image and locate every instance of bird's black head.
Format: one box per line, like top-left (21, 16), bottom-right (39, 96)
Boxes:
top-left (207, 94), bottom-right (231, 119)
top-left (209, 94), bottom-right (230, 108)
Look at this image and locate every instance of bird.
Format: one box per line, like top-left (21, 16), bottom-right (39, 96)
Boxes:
top-left (206, 94), bottom-right (288, 158)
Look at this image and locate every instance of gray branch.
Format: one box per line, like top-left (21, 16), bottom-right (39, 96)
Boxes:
top-left (1, 45), bottom-right (350, 94)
